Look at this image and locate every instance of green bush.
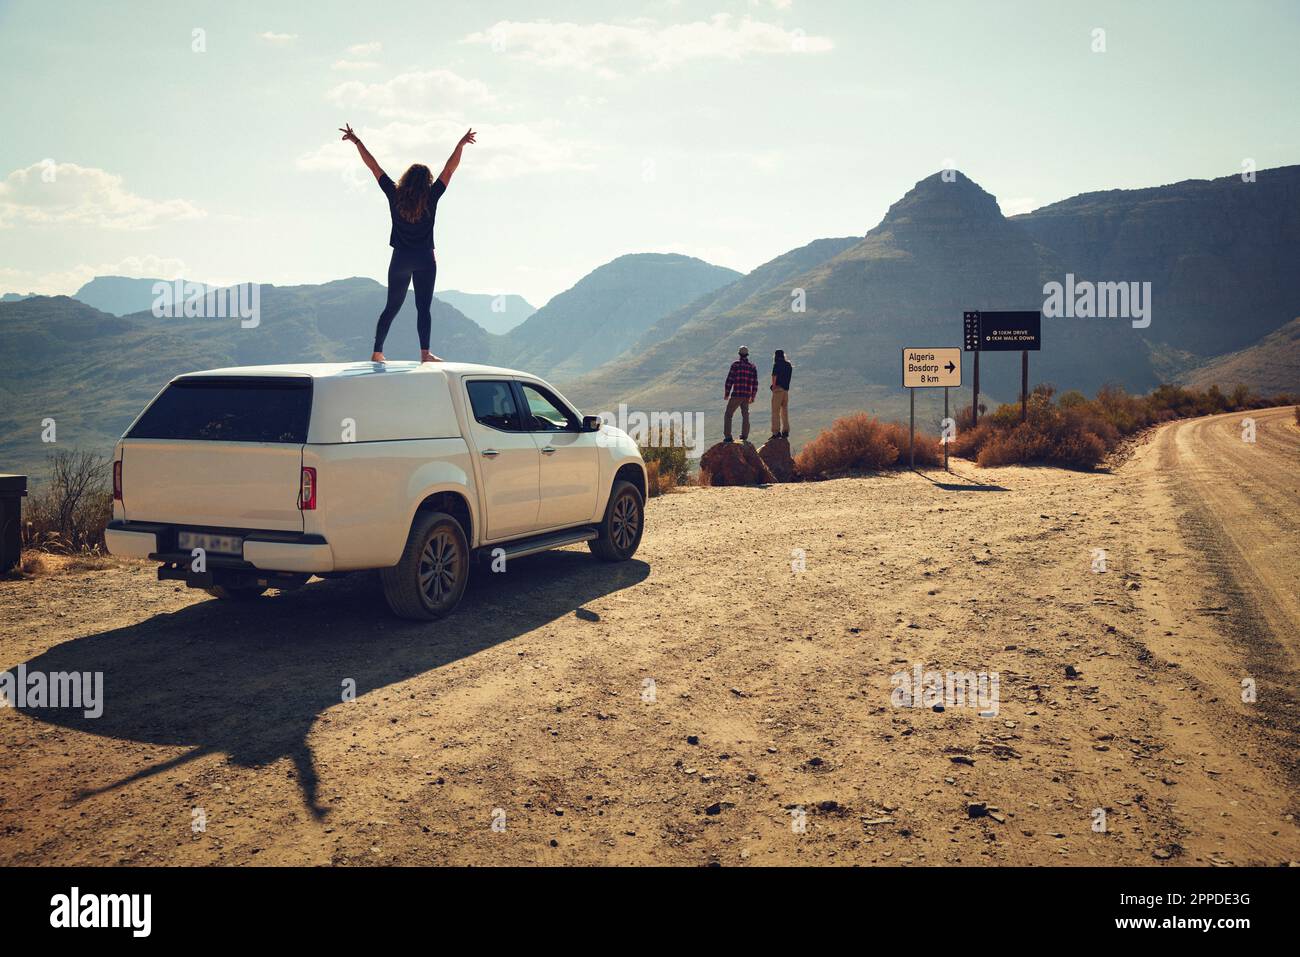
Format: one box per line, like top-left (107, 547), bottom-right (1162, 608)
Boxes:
top-left (639, 425), bottom-right (690, 494)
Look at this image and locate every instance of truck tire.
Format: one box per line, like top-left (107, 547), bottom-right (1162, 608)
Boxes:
top-left (381, 511), bottom-right (470, 620)
top-left (589, 479), bottom-right (644, 562)
top-left (205, 583), bottom-right (268, 601)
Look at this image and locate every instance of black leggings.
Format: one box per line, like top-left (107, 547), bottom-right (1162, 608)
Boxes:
top-left (373, 248), bottom-right (436, 353)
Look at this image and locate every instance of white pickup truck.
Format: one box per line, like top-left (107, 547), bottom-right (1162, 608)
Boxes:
top-left (105, 361), bottom-right (647, 619)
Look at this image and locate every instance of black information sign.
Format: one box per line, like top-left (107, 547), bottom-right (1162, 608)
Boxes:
top-left (962, 310), bottom-right (1041, 352)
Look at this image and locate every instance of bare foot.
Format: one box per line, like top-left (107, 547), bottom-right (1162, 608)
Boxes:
top-left (371, 352), bottom-right (386, 362)
top-left (420, 350), bottom-right (443, 363)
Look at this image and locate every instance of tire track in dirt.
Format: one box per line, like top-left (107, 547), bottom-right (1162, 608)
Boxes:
top-left (1133, 408), bottom-right (1300, 783)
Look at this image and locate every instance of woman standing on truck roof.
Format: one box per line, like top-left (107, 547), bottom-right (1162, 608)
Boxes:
top-left (339, 123), bottom-right (476, 363)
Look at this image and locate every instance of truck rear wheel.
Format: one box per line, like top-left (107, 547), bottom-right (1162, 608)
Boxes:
top-left (381, 511), bottom-right (469, 620)
top-left (589, 479), bottom-right (644, 562)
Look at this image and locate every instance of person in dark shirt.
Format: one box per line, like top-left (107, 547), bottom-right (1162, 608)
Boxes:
top-left (770, 349), bottom-right (793, 439)
top-left (340, 123), bottom-right (476, 362)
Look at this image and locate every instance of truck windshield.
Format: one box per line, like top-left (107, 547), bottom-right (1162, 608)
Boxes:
top-left (127, 376), bottom-right (312, 443)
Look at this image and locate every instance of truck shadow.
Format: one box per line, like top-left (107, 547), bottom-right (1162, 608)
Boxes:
top-left (16, 551), bottom-right (649, 818)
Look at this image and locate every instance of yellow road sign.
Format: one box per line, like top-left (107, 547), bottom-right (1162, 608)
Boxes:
top-left (902, 347), bottom-right (962, 388)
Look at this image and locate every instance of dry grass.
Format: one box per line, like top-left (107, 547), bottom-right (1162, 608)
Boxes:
top-left (795, 413), bottom-right (941, 479)
top-left (17, 549), bottom-right (118, 577)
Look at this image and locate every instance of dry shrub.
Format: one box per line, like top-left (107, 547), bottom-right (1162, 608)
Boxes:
top-left (21, 449), bottom-right (114, 553)
top-left (975, 422), bottom-right (1106, 469)
top-left (947, 380), bottom-right (1294, 470)
top-left (880, 421), bottom-right (943, 467)
top-left (796, 413), bottom-right (942, 478)
top-left (796, 413), bottom-right (897, 476)
top-left (950, 417), bottom-right (994, 459)
top-left (645, 460), bottom-right (681, 498)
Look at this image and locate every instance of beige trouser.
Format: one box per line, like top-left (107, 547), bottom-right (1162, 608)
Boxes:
top-left (724, 395), bottom-right (751, 440)
top-left (771, 387), bottom-right (789, 435)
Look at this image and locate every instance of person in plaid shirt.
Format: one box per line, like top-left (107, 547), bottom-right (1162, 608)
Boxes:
top-left (723, 346), bottom-right (759, 442)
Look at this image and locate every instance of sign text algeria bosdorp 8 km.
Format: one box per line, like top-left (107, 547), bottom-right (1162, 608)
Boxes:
top-left (902, 347), bottom-right (962, 388)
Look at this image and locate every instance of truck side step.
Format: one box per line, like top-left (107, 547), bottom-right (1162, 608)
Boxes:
top-left (477, 526), bottom-right (599, 563)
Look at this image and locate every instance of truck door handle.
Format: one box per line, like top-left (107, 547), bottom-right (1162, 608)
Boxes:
top-left (481, 449), bottom-right (500, 457)
top-left (540, 446), bottom-right (557, 455)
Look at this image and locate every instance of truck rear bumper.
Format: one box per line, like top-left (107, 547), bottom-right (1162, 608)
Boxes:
top-left (243, 539), bottom-right (333, 572)
top-left (105, 525), bottom-right (161, 560)
top-left (105, 521), bottom-right (335, 573)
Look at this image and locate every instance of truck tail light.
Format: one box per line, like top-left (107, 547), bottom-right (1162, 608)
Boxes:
top-left (113, 460), bottom-right (123, 501)
top-left (299, 467), bottom-right (317, 511)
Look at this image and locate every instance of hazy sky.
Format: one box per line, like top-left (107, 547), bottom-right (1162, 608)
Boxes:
top-left (2, 0), bottom-right (1297, 306)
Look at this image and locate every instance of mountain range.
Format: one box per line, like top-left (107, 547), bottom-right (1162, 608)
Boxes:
top-left (2, 166), bottom-right (1297, 478)
top-left (564, 166), bottom-right (1300, 435)
top-left (7, 276), bottom-right (540, 336)
top-left (431, 290), bottom-right (535, 335)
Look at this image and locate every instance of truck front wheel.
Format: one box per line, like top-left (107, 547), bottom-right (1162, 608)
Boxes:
top-left (381, 511), bottom-right (470, 620)
top-left (589, 479), bottom-right (644, 561)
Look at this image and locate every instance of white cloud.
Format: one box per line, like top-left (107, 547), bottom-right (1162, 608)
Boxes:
top-left (565, 94), bottom-right (609, 111)
top-left (327, 69), bottom-right (496, 119)
top-left (0, 162), bottom-right (205, 230)
top-left (297, 118), bottom-right (594, 182)
top-left (258, 31), bottom-right (298, 43)
top-left (464, 15), bottom-right (832, 74)
top-left (333, 41), bottom-right (383, 69)
top-left (0, 254), bottom-right (189, 296)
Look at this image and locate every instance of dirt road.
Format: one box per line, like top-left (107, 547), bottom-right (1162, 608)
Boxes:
top-left (2, 409), bottom-right (1297, 866)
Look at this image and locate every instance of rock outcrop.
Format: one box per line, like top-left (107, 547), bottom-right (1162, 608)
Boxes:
top-left (757, 436), bottom-right (799, 482)
top-left (700, 441), bottom-right (776, 486)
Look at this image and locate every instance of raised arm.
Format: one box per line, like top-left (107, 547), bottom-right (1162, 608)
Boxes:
top-left (339, 124), bottom-right (384, 181)
top-left (438, 129), bottom-right (477, 187)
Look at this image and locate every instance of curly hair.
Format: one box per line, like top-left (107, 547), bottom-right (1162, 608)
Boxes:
top-left (394, 163), bottom-right (434, 224)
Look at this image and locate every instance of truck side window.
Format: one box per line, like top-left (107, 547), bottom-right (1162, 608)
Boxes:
top-left (519, 383), bottom-right (578, 432)
top-left (466, 381), bottom-right (522, 431)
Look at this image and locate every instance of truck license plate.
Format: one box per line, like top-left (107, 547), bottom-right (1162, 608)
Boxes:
top-left (178, 531), bottom-right (243, 555)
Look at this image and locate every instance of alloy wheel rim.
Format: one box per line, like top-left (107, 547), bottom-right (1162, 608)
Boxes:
top-left (418, 528), bottom-right (460, 605)
top-left (611, 493), bottom-right (639, 551)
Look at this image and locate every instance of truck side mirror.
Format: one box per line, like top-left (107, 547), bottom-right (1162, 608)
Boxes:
top-left (581, 415), bottom-right (603, 433)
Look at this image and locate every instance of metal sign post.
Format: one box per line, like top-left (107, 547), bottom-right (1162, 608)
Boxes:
top-left (943, 387), bottom-right (949, 471)
top-left (963, 310), bottom-right (1042, 426)
top-left (901, 347), bottom-right (962, 470)
top-left (909, 389), bottom-right (915, 468)
top-left (1021, 349), bottom-right (1029, 423)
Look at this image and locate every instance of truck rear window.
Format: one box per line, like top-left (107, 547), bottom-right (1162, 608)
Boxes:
top-left (127, 376), bottom-right (312, 443)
